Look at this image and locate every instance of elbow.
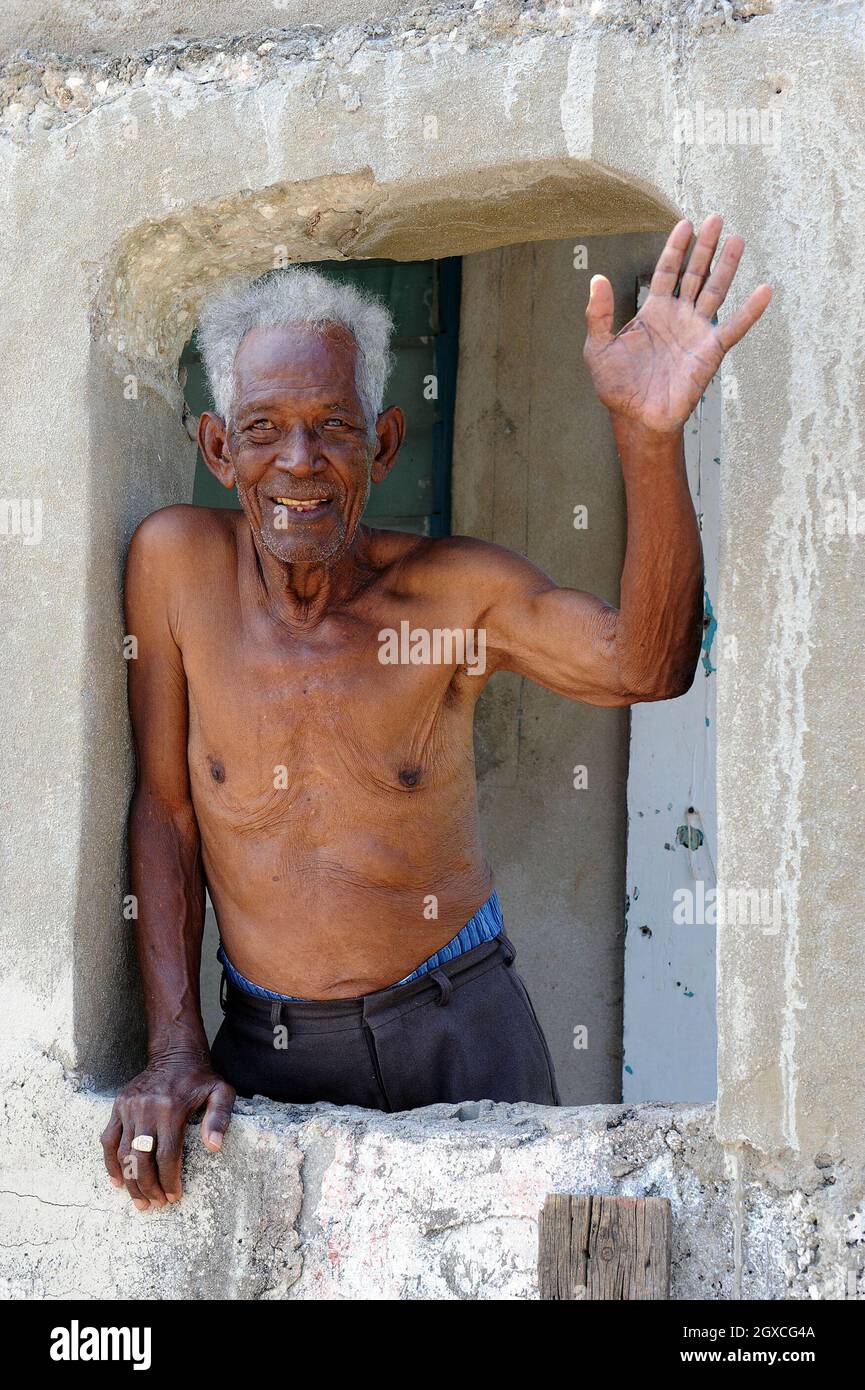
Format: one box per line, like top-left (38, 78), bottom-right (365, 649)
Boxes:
top-left (636, 670), bottom-right (696, 702)
top-left (605, 609), bottom-right (703, 705)
top-left (129, 784), bottom-right (198, 839)
top-left (619, 654), bottom-right (700, 704)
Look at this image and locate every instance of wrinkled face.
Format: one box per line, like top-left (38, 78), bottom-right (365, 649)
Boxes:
top-left (227, 322), bottom-right (374, 565)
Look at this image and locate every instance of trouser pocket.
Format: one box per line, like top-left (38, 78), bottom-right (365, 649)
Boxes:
top-left (212, 1007), bottom-right (389, 1109)
top-left (368, 956), bottom-right (560, 1109)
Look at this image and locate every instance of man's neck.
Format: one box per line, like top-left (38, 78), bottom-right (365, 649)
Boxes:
top-left (244, 518), bottom-right (374, 629)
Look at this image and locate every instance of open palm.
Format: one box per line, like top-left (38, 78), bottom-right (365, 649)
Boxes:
top-left (584, 215), bottom-right (772, 436)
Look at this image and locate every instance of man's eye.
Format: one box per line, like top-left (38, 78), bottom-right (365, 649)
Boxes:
top-left (324, 417), bottom-right (348, 427)
top-left (249, 419), bottom-right (276, 431)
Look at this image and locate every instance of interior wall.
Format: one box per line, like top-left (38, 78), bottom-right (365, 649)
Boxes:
top-left (452, 231), bottom-right (666, 1105)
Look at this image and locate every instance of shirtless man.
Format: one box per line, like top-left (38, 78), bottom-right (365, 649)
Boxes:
top-left (101, 216), bottom-right (770, 1209)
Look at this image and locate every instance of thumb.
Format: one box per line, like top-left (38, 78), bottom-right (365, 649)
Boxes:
top-left (585, 274), bottom-right (615, 341)
top-left (201, 1081), bottom-right (235, 1152)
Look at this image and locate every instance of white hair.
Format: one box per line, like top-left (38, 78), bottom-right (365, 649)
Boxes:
top-left (196, 267), bottom-right (395, 434)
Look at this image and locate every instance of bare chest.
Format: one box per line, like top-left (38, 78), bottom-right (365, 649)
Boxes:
top-left (182, 608), bottom-right (479, 829)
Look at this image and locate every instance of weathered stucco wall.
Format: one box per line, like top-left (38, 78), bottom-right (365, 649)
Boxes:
top-left (1, 0), bottom-right (864, 1298)
top-left (1, 1041), bottom-right (859, 1300)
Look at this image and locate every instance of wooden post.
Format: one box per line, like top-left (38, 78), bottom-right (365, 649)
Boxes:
top-left (538, 1194), bottom-right (671, 1300)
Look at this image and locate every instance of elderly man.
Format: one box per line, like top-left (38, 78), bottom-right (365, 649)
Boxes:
top-left (101, 216), bottom-right (770, 1209)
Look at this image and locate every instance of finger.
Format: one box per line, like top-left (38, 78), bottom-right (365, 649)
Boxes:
top-left (679, 213), bottom-right (723, 303)
top-left (649, 219), bottom-right (693, 296)
top-left (155, 1124), bottom-right (185, 1204)
top-left (584, 274), bottom-right (615, 342)
top-left (129, 1138), bottom-right (168, 1208)
top-left (99, 1112), bottom-right (124, 1188)
top-left (716, 283), bottom-right (773, 352)
top-left (119, 1126), bottom-right (152, 1211)
top-left (202, 1081), bottom-right (236, 1152)
top-left (695, 234), bottom-right (745, 318)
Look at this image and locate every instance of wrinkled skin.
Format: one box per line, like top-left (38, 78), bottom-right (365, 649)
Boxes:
top-left (102, 216), bottom-right (770, 1208)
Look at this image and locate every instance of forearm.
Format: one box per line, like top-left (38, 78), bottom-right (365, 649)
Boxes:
top-left (610, 413), bottom-right (704, 699)
top-left (129, 788), bottom-right (209, 1062)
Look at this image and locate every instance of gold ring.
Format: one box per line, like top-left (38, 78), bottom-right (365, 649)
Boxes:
top-left (131, 1134), bottom-right (155, 1153)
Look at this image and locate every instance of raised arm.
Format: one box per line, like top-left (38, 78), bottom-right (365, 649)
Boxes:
top-left (100, 508), bottom-right (234, 1211)
top-left (479, 214), bottom-right (771, 705)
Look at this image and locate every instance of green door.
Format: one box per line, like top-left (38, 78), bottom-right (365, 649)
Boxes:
top-left (182, 257), bottom-right (460, 537)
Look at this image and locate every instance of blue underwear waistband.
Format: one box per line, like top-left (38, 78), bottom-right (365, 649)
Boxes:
top-left (217, 889), bottom-right (503, 1002)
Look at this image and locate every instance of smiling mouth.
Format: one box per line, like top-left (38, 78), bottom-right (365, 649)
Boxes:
top-left (271, 495), bottom-right (333, 516)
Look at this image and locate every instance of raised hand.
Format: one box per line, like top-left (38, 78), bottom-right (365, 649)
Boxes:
top-left (583, 214), bottom-right (772, 436)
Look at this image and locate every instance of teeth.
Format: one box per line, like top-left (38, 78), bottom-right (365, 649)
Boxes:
top-left (274, 497), bottom-right (328, 511)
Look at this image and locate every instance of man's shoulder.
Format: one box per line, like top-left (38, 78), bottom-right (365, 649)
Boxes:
top-left (386, 531), bottom-right (542, 595)
top-left (125, 506), bottom-right (237, 618)
top-left (130, 503), bottom-right (233, 551)
top-left (127, 504), bottom-right (235, 573)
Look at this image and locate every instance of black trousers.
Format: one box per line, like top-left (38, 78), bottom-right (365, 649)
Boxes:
top-left (210, 933), bottom-right (560, 1111)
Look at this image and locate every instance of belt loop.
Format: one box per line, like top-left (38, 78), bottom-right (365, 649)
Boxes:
top-left (430, 968), bottom-right (453, 1006)
top-left (219, 970), bottom-right (229, 1013)
top-left (270, 999), bottom-right (290, 1046)
top-left (500, 933), bottom-right (516, 967)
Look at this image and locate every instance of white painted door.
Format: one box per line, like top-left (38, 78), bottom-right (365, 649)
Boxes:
top-left (621, 279), bottom-right (720, 1103)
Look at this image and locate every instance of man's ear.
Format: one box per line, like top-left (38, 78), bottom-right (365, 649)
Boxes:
top-left (198, 412), bottom-right (236, 489)
top-left (370, 406), bottom-right (405, 485)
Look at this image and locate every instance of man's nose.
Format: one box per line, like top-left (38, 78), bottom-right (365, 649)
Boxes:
top-left (275, 425), bottom-right (323, 475)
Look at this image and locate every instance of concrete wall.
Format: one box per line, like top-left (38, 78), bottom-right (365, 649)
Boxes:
top-left (0, 1), bottom-right (409, 55)
top-left (2, 1042), bottom-right (857, 1300)
top-left (2, 0), bottom-right (864, 1298)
